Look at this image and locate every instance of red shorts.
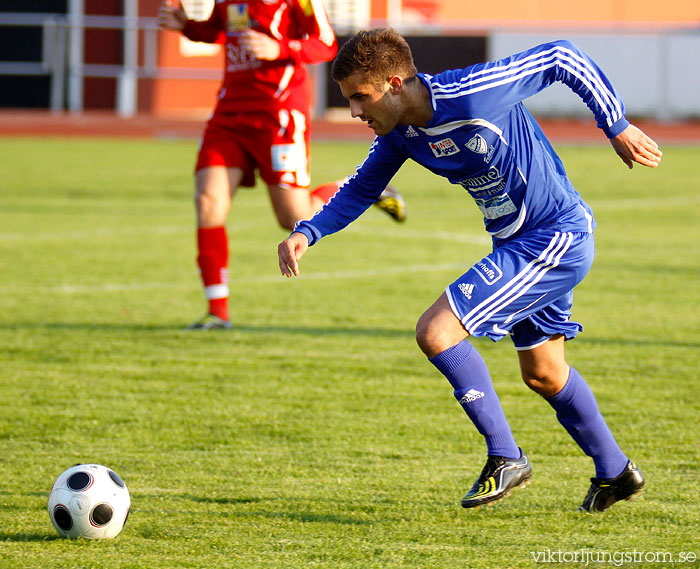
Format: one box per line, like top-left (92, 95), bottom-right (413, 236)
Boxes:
top-left (195, 109), bottom-right (311, 190)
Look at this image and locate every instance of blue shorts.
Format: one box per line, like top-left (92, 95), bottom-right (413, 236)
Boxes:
top-left (445, 230), bottom-right (595, 350)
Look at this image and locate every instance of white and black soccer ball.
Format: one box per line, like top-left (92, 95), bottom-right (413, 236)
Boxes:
top-left (47, 464), bottom-right (131, 539)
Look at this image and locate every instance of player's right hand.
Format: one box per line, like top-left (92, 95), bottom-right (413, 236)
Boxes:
top-left (239, 30), bottom-right (282, 61)
top-left (158, 0), bottom-right (186, 31)
top-left (278, 232), bottom-right (309, 278)
top-left (610, 124), bottom-right (662, 169)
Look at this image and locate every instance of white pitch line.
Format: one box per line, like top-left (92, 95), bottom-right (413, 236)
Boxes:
top-left (2, 197), bottom-right (695, 241)
top-left (0, 226), bottom-right (189, 242)
top-left (7, 262), bottom-right (470, 295)
top-left (0, 222), bottom-right (491, 246)
top-left (291, 262), bottom-right (469, 281)
top-left (0, 221), bottom-right (263, 242)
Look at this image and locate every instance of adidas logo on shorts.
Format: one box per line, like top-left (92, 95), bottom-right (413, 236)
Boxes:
top-left (458, 282), bottom-right (475, 299)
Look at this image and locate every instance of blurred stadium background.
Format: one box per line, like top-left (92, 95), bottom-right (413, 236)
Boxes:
top-left (0, 0), bottom-right (699, 140)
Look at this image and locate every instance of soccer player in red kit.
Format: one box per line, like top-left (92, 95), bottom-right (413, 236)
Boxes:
top-left (159, 0), bottom-right (405, 329)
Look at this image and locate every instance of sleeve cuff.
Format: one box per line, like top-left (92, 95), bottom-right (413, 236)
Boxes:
top-left (603, 116), bottom-right (629, 139)
top-left (292, 223), bottom-right (316, 246)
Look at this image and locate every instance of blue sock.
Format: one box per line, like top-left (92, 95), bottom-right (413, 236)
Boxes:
top-left (429, 340), bottom-right (520, 459)
top-left (547, 367), bottom-right (628, 479)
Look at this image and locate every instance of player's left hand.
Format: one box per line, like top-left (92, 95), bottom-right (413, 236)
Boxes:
top-left (239, 29), bottom-right (281, 61)
top-left (610, 124), bottom-right (662, 169)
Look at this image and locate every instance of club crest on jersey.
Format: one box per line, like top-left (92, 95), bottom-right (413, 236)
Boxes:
top-left (227, 4), bottom-right (249, 32)
top-left (466, 134), bottom-right (488, 155)
top-left (429, 138), bottom-right (460, 158)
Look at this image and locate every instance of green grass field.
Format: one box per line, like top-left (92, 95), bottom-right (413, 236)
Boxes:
top-left (0, 136), bottom-right (698, 569)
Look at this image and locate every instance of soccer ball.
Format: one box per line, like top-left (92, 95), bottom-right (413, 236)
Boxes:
top-left (47, 464), bottom-right (131, 539)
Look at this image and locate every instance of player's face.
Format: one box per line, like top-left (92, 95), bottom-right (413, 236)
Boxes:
top-left (338, 73), bottom-right (402, 136)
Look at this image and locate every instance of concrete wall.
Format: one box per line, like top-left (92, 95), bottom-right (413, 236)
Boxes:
top-left (489, 31), bottom-right (700, 120)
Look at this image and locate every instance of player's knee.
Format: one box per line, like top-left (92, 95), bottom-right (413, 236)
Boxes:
top-left (520, 363), bottom-right (567, 398)
top-left (195, 189), bottom-right (224, 215)
top-left (415, 314), bottom-right (452, 357)
top-left (415, 318), bottom-right (435, 356)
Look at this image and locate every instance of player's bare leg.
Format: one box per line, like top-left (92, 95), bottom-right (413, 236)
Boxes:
top-left (416, 293), bottom-right (531, 508)
top-left (415, 292), bottom-right (468, 357)
top-left (269, 180), bottom-right (406, 231)
top-left (267, 184), bottom-right (323, 231)
top-left (519, 335), bottom-right (643, 512)
top-left (517, 334), bottom-right (569, 398)
top-left (310, 179), bottom-right (406, 223)
top-left (195, 166), bottom-right (241, 227)
top-left (187, 166), bottom-right (242, 330)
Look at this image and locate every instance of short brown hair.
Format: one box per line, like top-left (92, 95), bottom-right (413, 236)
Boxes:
top-left (331, 28), bottom-right (418, 86)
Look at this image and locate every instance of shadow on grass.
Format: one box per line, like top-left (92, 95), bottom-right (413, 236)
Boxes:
top-left (231, 509), bottom-right (373, 526)
top-left (0, 532), bottom-right (61, 542)
top-left (187, 495), bottom-right (264, 505)
top-left (233, 323), bottom-right (414, 339)
top-left (575, 336), bottom-right (699, 349)
top-left (182, 494), bottom-right (373, 525)
top-left (3, 322), bottom-right (697, 348)
top-left (2, 321), bottom-right (415, 339)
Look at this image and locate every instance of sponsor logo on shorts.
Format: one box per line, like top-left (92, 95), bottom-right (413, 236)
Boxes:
top-left (458, 282), bottom-right (475, 299)
top-left (475, 258), bottom-right (503, 285)
top-left (429, 138), bottom-right (460, 158)
top-left (459, 389), bottom-right (485, 405)
top-left (272, 144), bottom-right (301, 172)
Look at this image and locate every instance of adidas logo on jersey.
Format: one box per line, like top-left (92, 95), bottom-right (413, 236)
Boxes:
top-left (405, 125), bottom-right (419, 138)
top-left (466, 134), bottom-right (488, 154)
top-left (458, 282), bottom-right (475, 299)
top-left (459, 389), bottom-right (485, 405)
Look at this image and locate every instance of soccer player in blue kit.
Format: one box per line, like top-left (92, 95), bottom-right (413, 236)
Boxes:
top-left (277, 29), bottom-right (662, 512)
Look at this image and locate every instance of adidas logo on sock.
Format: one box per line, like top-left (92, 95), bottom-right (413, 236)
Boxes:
top-left (459, 389), bottom-right (485, 405)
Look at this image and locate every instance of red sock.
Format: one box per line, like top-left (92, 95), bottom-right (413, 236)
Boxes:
top-left (311, 179), bottom-right (344, 204)
top-left (196, 226), bottom-right (229, 321)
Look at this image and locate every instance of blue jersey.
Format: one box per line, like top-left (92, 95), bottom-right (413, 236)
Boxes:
top-left (294, 40), bottom-right (629, 245)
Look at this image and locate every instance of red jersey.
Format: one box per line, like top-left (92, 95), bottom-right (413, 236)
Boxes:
top-left (182, 0), bottom-right (337, 114)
